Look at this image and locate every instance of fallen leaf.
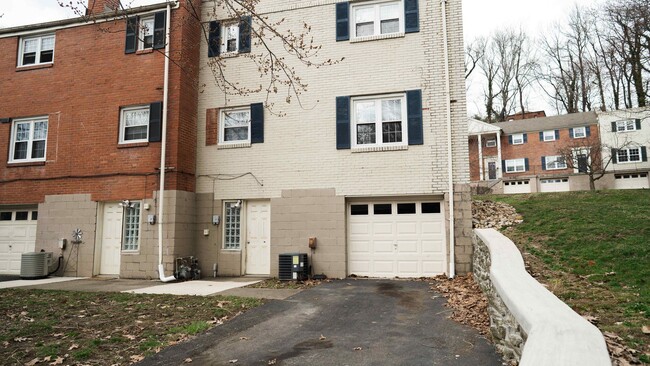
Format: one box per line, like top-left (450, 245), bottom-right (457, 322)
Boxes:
top-left (125, 335), bottom-right (137, 340)
top-left (68, 344), bottom-right (79, 351)
top-left (14, 337), bottom-right (29, 342)
top-left (52, 333), bottom-right (65, 338)
top-left (184, 358), bottom-right (193, 363)
top-left (130, 355), bottom-right (144, 362)
top-left (319, 335), bottom-right (326, 341)
top-left (353, 347), bottom-right (362, 351)
top-left (642, 326), bottom-right (650, 335)
top-left (228, 360), bottom-right (238, 364)
top-left (49, 357), bottom-right (64, 365)
top-left (43, 356), bottom-right (51, 362)
top-left (25, 358), bottom-right (40, 366)
top-left (2, 341), bottom-right (8, 347)
top-left (268, 359), bottom-right (277, 365)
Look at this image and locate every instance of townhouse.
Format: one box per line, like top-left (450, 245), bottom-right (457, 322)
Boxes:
top-left (0, 0), bottom-right (200, 278)
top-left (195, 0), bottom-right (472, 279)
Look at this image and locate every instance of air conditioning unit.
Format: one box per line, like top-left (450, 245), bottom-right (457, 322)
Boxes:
top-left (20, 252), bottom-right (53, 279)
top-left (279, 253), bottom-right (308, 281)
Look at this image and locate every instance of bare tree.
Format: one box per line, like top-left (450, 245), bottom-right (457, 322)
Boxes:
top-left (465, 38), bottom-right (485, 79)
top-left (556, 134), bottom-right (611, 191)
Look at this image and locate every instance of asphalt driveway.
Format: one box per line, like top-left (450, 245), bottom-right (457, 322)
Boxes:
top-left (139, 279), bottom-right (502, 366)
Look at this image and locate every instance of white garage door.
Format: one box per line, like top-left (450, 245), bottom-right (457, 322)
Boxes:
top-left (348, 201), bottom-right (446, 278)
top-left (0, 209), bottom-right (38, 275)
top-left (614, 173), bottom-right (649, 190)
top-left (540, 177), bottom-right (570, 192)
top-left (503, 180), bottom-right (532, 194)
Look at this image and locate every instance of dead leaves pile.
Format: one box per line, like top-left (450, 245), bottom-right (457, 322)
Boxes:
top-left (430, 274), bottom-right (491, 336)
top-left (246, 278), bottom-right (328, 290)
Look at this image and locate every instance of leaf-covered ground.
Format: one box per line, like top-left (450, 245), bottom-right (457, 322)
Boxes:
top-left (0, 289), bottom-right (262, 366)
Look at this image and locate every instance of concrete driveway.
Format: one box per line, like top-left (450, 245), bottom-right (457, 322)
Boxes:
top-left (139, 279), bottom-right (502, 366)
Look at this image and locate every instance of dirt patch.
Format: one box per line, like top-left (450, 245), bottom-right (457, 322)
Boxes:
top-left (430, 274), bottom-right (491, 336)
top-left (245, 278), bottom-right (325, 290)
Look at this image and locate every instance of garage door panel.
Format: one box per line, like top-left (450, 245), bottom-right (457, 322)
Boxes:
top-left (349, 260), bottom-right (370, 274)
top-left (350, 222), bottom-right (370, 235)
top-left (396, 222), bottom-right (417, 235)
top-left (0, 209), bottom-right (38, 274)
top-left (421, 239), bottom-right (444, 253)
top-left (373, 261), bottom-right (394, 275)
top-left (397, 261), bottom-right (419, 276)
top-left (349, 240), bottom-right (370, 253)
top-left (372, 222), bottom-right (393, 235)
top-left (397, 240), bottom-right (418, 254)
top-left (374, 240), bottom-right (394, 253)
top-left (421, 221), bottom-right (443, 234)
top-left (422, 261), bottom-right (445, 274)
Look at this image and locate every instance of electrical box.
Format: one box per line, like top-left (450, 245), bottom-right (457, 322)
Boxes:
top-left (147, 214), bottom-right (156, 225)
top-left (203, 229), bottom-right (210, 236)
top-left (279, 253), bottom-right (308, 281)
top-left (308, 237), bottom-right (317, 249)
top-left (212, 215), bottom-right (220, 226)
top-left (143, 203), bottom-right (150, 210)
top-left (58, 238), bottom-right (67, 250)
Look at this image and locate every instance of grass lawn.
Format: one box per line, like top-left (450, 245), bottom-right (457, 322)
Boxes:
top-left (477, 189), bottom-right (649, 362)
top-left (0, 290), bottom-right (262, 365)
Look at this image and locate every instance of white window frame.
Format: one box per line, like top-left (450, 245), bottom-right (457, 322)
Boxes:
top-left (351, 93), bottom-right (408, 148)
top-left (119, 105), bottom-right (150, 144)
top-left (351, 0), bottom-right (404, 39)
top-left (18, 34), bottom-right (55, 67)
top-left (486, 139), bottom-right (497, 147)
top-left (9, 116), bottom-right (49, 163)
top-left (138, 16), bottom-right (155, 50)
top-left (511, 133), bottom-right (524, 145)
top-left (122, 202), bottom-right (141, 252)
top-left (573, 126), bottom-right (586, 139)
top-left (505, 158), bottom-right (526, 173)
top-left (223, 201), bottom-right (242, 250)
top-left (219, 107), bottom-right (251, 145)
top-left (616, 119), bottom-right (637, 132)
top-left (542, 130), bottom-right (556, 141)
top-left (221, 22), bottom-right (240, 54)
top-left (617, 147), bottom-right (641, 163)
top-left (545, 155), bottom-right (567, 170)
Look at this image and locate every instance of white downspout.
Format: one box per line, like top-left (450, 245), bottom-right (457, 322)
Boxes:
top-left (441, 0), bottom-right (455, 278)
top-left (158, 2), bottom-right (176, 282)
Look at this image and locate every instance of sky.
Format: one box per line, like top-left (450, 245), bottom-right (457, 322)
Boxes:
top-left (1, 0), bottom-right (602, 116)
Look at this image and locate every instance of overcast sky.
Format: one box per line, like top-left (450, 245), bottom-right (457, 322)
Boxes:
top-left (2, 0), bottom-right (601, 116)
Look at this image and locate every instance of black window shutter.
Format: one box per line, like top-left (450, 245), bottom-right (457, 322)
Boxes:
top-left (641, 146), bottom-right (648, 162)
top-left (153, 11), bottom-right (166, 50)
top-left (541, 157), bottom-right (546, 170)
top-left (555, 129), bottom-right (560, 140)
top-left (611, 148), bottom-right (618, 164)
top-left (336, 96), bottom-right (351, 149)
top-left (404, 0), bottom-right (419, 33)
top-left (125, 16), bottom-right (138, 54)
top-left (0, 118), bottom-right (11, 124)
top-left (406, 89), bottom-right (423, 145)
top-left (250, 102), bottom-right (264, 143)
top-left (336, 2), bottom-right (349, 41)
top-left (524, 158), bottom-right (529, 171)
top-left (523, 133), bottom-right (528, 143)
top-left (208, 21), bottom-right (220, 58)
top-left (539, 131), bottom-right (544, 141)
top-left (636, 119), bottom-right (642, 130)
top-left (569, 128), bottom-right (574, 138)
top-left (149, 101), bottom-right (163, 142)
top-left (239, 16), bottom-right (252, 53)
top-left (501, 160), bottom-right (506, 172)
top-left (508, 136), bottom-right (513, 145)
top-left (586, 126), bottom-right (591, 136)
top-left (611, 121), bottom-right (617, 132)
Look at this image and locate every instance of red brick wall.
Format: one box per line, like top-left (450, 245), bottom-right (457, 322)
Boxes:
top-left (0, 4), bottom-right (198, 205)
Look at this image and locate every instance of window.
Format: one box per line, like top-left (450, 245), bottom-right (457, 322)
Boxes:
top-left (545, 155), bottom-right (567, 170)
top-left (221, 23), bottom-right (240, 53)
top-left (220, 107), bottom-right (251, 144)
top-left (486, 139), bottom-right (497, 147)
top-left (421, 202), bottom-right (441, 214)
top-left (31, 211), bottom-right (38, 220)
top-left (0, 212), bottom-right (12, 221)
top-left (138, 16), bottom-right (155, 50)
top-left (15, 212), bottom-right (29, 221)
top-left (224, 202), bottom-right (242, 249)
top-left (542, 130), bottom-right (556, 141)
top-left (18, 34), bottom-right (55, 67)
top-left (9, 117), bottom-right (48, 163)
top-left (573, 127), bottom-right (586, 139)
top-left (122, 202), bottom-right (141, 251)
top-left (616, 120), bottom-right (637, 132)
top-left (397, 203), bottom-right (416, 214)
top-left (352, 94), bottom-right (407, 147)
top-left (617, 148), bottom-right (641, 163)
top-left (351, 204), bottom-right (369, 215)
top-left (505, 158), bottom-right (526, 173)
top-left (352, 0), bottom-right (403, 38)
top-left (511, 133), bottom-right (524, 145)
top-left (373, 204), bottom-right (392, 215)
top-left (120, 106), bottom-right (149, 144)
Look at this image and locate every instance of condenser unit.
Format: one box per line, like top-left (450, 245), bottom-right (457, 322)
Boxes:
top-left (20, 252), bottom-right (53, 279)
top-left (279, 253), bottom-right (308, 281)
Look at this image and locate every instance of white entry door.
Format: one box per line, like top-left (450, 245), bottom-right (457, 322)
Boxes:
top-left (0, 209), bottom-right (38, 275)
top-left (100, 203), bottom-right (122, 275)
top-left (246, 201), bottom-right (271, 275)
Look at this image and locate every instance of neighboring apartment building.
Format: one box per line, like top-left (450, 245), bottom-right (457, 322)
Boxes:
top-left (597, 107), bottom-right (650, 190)
top-left (468, 112), bottom-right (600, 194)
top-left (0, 0), bottom-right (200, 278)
top-left (195, 0), bottom-right (471, 279)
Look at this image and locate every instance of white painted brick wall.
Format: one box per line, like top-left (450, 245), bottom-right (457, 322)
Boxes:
top-left (197, 0), bottom-right (469, 199)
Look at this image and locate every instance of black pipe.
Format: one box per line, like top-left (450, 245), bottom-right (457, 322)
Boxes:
top-left (48, 256), bottom-right (63, 276)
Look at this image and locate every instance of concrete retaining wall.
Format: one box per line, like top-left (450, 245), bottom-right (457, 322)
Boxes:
top-left (473, 228), bottom-right (610, 366)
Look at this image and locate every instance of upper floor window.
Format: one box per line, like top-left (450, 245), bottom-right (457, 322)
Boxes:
top-left (222, 23), bottom-right (240, 53)
top-left (544, 155), bottom-right (567, 170)
top-left (573, 126), bottom-right (586, 138)
top-left (220, 107), bottom-right (251, 144)
top-left (120, 106), bottom-right (150, 144)
top-left (615, 119), bottom-right (638, 132)
top-left (617, 147), bottom-right (641, 163)
top-left (352, 0), bottom-right (403, 38)
top-left (511, 133), bottom-right (525, 145)
top-left (542, 130), bottom-right (556, 141)
top-left (9, 117), bottom-right (48, 163)
top-left (18, 34), bottom-right (55, 67)
top-left (138, 16), bottom-right (155, 50)
top-left (352, 94), bottom-right (407, 148)
top-left (486, 139), bottom-right (497, 147)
